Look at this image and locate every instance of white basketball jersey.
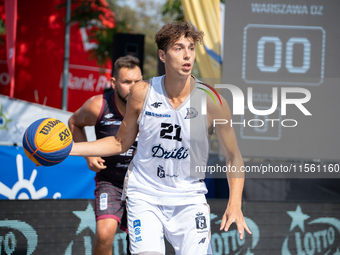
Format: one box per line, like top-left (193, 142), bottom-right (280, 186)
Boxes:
top-left (126, 75), bottom-right (211, 206)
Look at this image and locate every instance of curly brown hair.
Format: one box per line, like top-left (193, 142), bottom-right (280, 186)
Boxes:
top-left (155, 20), bottom-right (204, 52)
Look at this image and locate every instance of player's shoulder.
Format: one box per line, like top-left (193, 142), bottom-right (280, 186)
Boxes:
top-left (83, 94), bottom-right (103, 110)
top-left (69, 93), bottom-right (103, 125)
top-left (206, 91), bottom-right (230, 116)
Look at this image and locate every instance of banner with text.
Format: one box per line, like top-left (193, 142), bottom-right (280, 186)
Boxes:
top-left (0, 0), bottom-right (113, 112)
top-left (0, 200), bottom-right (339, 254)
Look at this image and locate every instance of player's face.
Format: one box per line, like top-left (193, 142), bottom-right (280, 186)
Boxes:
top-left (113, 66), bottom-right (142, 104)
top-left (160, 35), bottom-right (196, 76)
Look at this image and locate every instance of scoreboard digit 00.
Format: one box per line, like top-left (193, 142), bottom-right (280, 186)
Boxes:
top-left (222, 1), bottom-right (340, 160)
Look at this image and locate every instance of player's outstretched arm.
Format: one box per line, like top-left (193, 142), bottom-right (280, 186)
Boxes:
top-left (68, 95), bottom-right (106, 171)
top-left (208, 95), bottom-right (252, 240)
top-left (70, 81), bottom-right (148, 158)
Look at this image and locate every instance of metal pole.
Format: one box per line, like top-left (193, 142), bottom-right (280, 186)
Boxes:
top-left (62, 0), bottom-right (71, 111)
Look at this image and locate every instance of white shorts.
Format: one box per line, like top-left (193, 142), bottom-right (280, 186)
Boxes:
top-left (127, 198), bottom-right (212, 255)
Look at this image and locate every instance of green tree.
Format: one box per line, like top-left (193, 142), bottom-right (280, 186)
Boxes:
top-left (161, 0), bottom-right (184, 21)
top-left (58, 0), bottom-right (134, 68)
top-left (59, 0), bottom-right (172, 79)
top-left (113, 0), bottom-right (172, 79)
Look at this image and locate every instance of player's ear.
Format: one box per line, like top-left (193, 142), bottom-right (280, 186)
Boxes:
top-left (158, 49), bottom-right (166, 63)
top-left (110, 77), bottom-right (116, 89)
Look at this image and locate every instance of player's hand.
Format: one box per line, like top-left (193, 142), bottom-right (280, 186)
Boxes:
top-left (85, 157), bottom-right (106, 172)
top-left (219, 203), bottom-right (252, 240)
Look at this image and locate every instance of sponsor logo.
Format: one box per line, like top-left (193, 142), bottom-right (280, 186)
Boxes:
top-left (104, 113), bottom-right (114, 119)
top-left (157, 165), bottom-right (165, 178)
top-left (134, 227), bottom-right (141, 235)
top-left (59, 73), bottom-right (109, 92)
top-left (63, 203), bottom-right (98, 255)
top-left (99, 193), bottom-right (107, 210)
top-left (195, 212), bottom-right (207, 230)
top-left (145, 111), bottom-right (171, 118)
top-left (0, 154), bottom-right (50, 199)
top-left (282, 205), bottom-right (340, 254)
top-left (197, 81), bottom-right (222, 106)
top-left (133, 220), bottom-right (142, 242)
top-left (116, 163), bottom-right (130, 168)
top-left (133, 220), bottom-right (141, 228)
top-left (151, 144), bottom-right (189, 160)
top-left (59, 128), bottom-right (71, 142)
top-left (0, 104), bottom-right (13, 131)
top-left (198, 237), bottom-right (206, 244)
top-left (151, 102), bottom-right (162, 108)
top-left (157, 165), bottom-right (179, 178)
top-left (0, 220), bottom-right (38, 255)
top-left (184, 107), bottom-right (198, 119)
top-left (39, 120), bottom-right (61, 135)
top-left (99, 120), bottom-right (121, 126)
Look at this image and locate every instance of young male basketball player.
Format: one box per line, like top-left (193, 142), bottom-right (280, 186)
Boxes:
top-left (68, 56), bottom-right (142, 255)
top-left (70, 21), bottom-right (251, 254)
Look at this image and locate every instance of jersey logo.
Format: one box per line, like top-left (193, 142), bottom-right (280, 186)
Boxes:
top-left (145, 111), bottom-right (171, 118)
top-left (100, 193), bottom-right (108, 210)
top-left (157, 165), bottom-right (165, 178)
top-left (151, 144), bottom-right (189, 160)
top-left (151, 102), bottom-right (162, 108)
top-left (133, 220), bottom-right (141, 228)
top-left (157, 165), bottom-right (179, 178)
top-left (198, 237), bottom-right (206, 244)
top-left (195, 212), bottom-right (207, 230)
top-left (184, 107), bottom-right (198, 119)
top-left (99, 120), bottom-right (121, 125)
top-left (133, 220), bottom-right (142, 242)
top-left (104, 113), bottom-right (114, 119)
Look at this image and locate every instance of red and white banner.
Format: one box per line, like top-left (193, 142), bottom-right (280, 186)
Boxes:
top-left (4, 0), bottom-right (16, 99)
top-left (0, 0), bottom-right (113, 112)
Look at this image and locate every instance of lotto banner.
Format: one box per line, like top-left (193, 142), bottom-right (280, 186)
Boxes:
top-left (0, 200), bottom-right (339, 254)
top-left (0, 0), bottom-right (113, 112)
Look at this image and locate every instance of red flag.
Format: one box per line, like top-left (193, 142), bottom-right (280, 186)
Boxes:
top-left (4, 0), bottom-right (17, 99)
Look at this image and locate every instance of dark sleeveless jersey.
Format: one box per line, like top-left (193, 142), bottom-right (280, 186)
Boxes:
top-left (95, 90), bottom-right (137, 188)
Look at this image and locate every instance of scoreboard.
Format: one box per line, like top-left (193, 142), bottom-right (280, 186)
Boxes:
top-left (222, 0), bottom-right (340, 160)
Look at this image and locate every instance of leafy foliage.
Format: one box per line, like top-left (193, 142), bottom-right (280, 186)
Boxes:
top-left (58, 0), bottom-right (132, 67)
top-left (161, 0), bottom-right (183, 21)
top-left (112, 0), bottom-right (172, 79)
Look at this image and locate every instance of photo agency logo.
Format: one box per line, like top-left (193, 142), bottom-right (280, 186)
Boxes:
top-left (199, 84), bottom-right (312, 128)
top-left (197, 81), bottom-right (222, 106)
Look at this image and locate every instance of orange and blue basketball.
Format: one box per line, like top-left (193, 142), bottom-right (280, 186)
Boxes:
top-left (22, 118), bottom-right (73, 166)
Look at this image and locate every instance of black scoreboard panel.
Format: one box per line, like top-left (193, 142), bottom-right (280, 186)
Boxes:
top-left (222, 0), bottom-right (340, 160)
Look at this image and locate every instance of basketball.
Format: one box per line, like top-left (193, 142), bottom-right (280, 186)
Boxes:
top-left (22, 118), bottom-right (73, 166)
